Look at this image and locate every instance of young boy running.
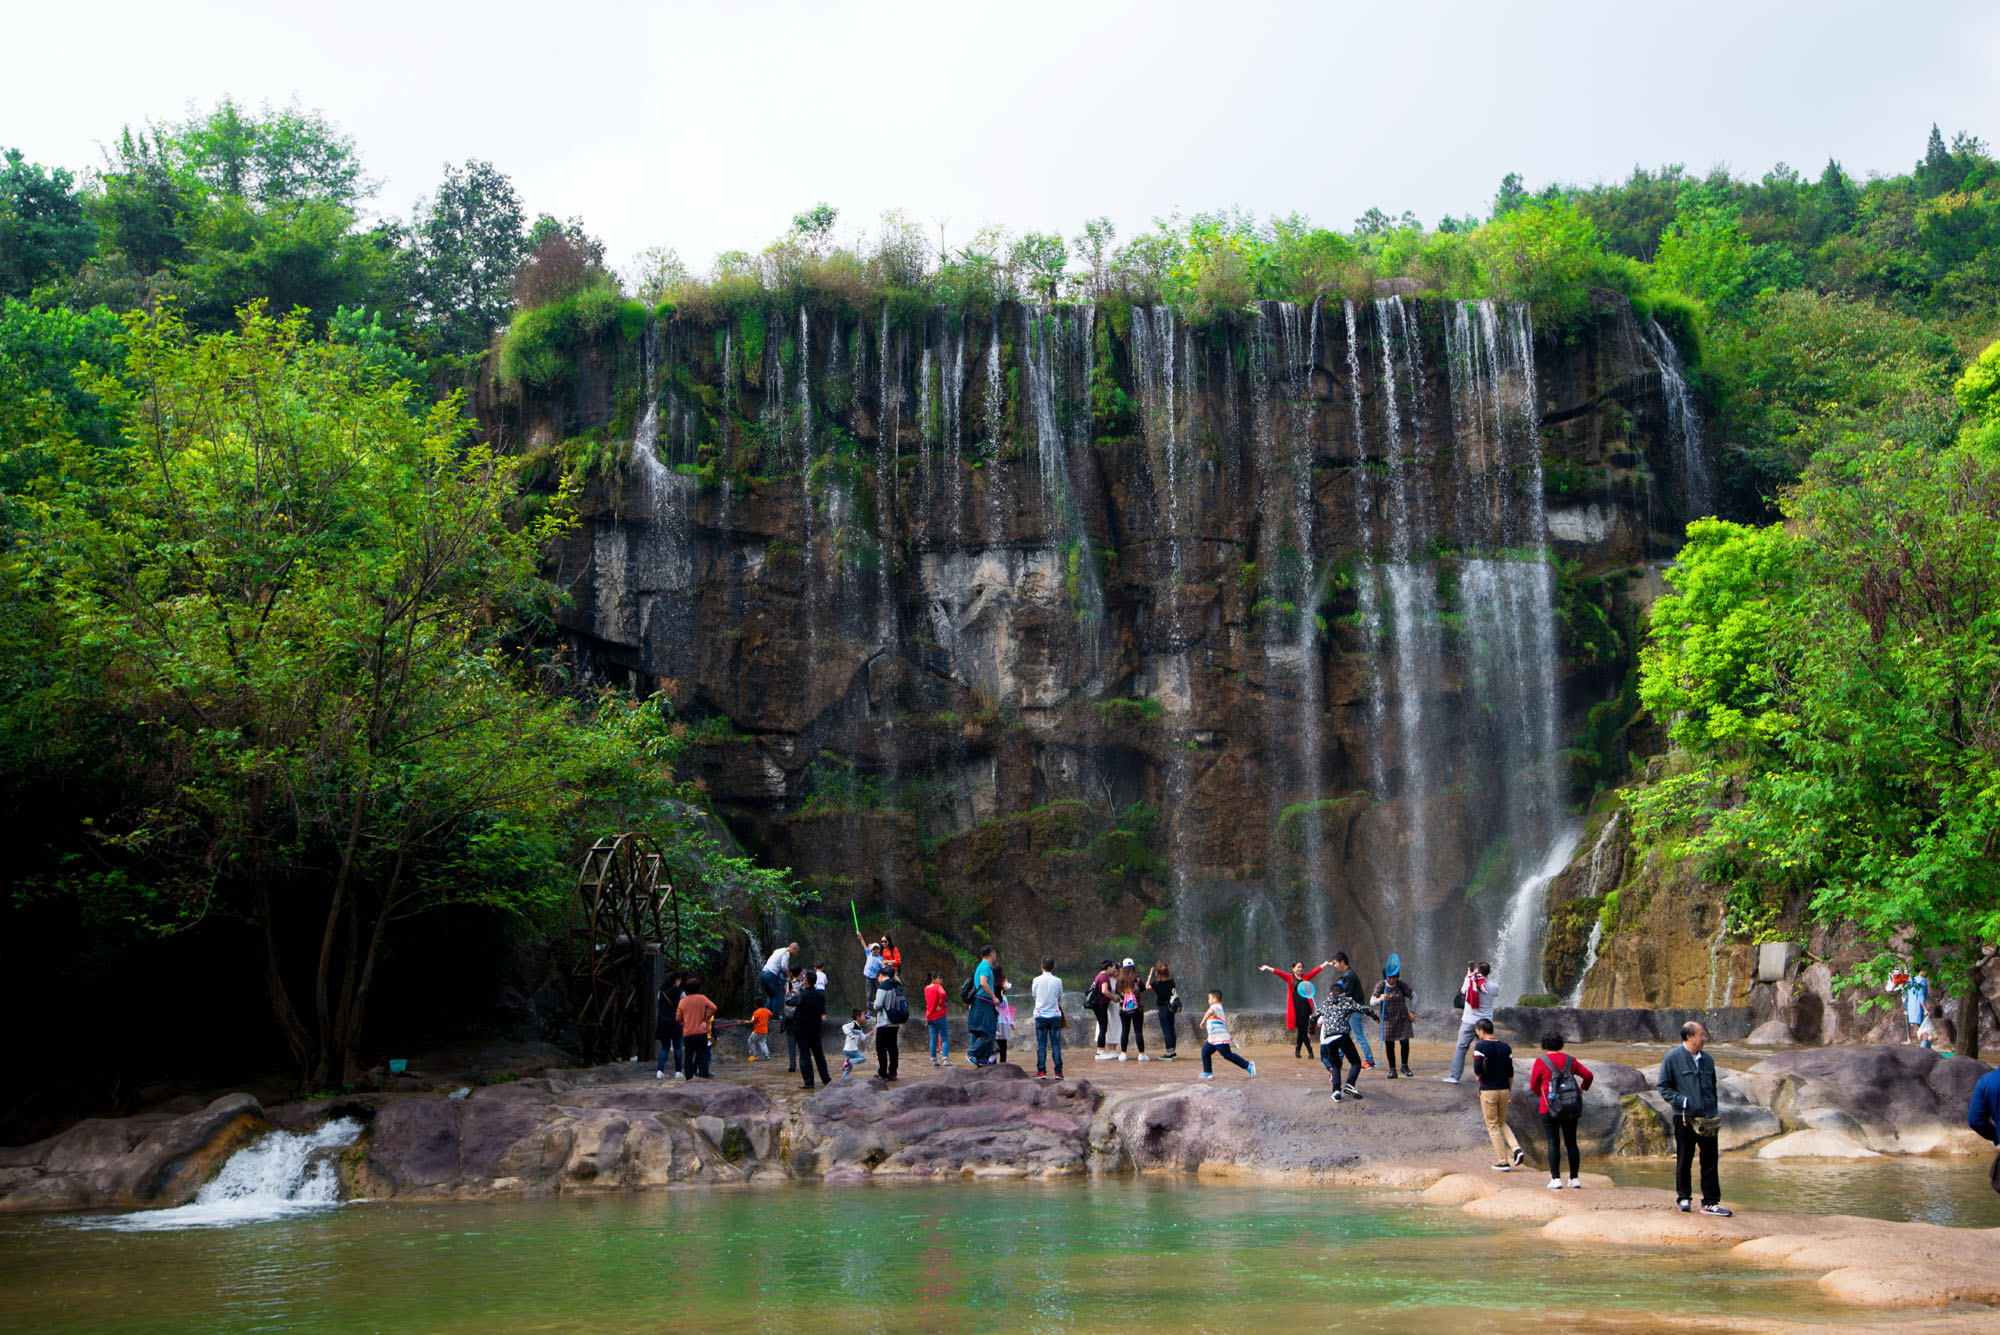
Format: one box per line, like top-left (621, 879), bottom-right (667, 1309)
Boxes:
top-left (1197, 990), bottom-right (1257, 1080)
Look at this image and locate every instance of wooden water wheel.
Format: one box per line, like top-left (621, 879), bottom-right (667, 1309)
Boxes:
top-left (568, 832), bottom-right (682, 1062)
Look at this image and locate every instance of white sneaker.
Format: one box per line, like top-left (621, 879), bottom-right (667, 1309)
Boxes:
top-left (1095, 1052), bottom-right (1114, 1061)
top-left (1137, 1054), bottom-right (1151, 1062)
top-left (675, 1072), bottom-right (687, 1081)
top-left (1247, 1061), bottom-right (1258, 1077)
top-left (1198, 1072), bottom-right (1215, 1080)
top-left (1568, 1178), bottom-right (1583, 1189)
top-left (1547, 1179), bottom-right (1564, 1191)
top-left (654, 1070), bottom-right (664, 1080)
top-left (1440, 1076), bottom-right (1460, 1084)
top-left (1117, 1053), bottom-right (1128, 1062)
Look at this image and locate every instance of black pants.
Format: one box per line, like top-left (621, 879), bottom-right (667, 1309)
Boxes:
top-left (1157, 1009), bottom-right (1177, 1053)
top-left (1293, 1019), bottom-right (1314, 1057)
top-left (1118, 1010), bottom-right (1146, 1053)
top-left (1544, 1113), bottom-right (1581, 1177)
top-left (1674, 1118), bottom-right (1721, 1206)
top-left (1091, 1004), bottom-right (1110, 1047)
top-left (1388, 1038), bottom-right (1410, 1069)
top-left (1320, 1036), bottom-right (1362, 1086)
top-left (875, 1025), bottom-right (900, 1079)
top-left (799, 1032), bottom-right (831, 1088)
top-left (682, 1035), bottom-right (711, 1079)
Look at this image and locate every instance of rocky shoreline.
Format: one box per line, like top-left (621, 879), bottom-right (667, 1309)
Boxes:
top-left (3, 1040), bottom-right (1994, 1319)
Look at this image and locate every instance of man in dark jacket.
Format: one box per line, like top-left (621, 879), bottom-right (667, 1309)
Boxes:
top-left (1657, 1020), bottom-right (1731, 1216)
top-left (1971, 1064), bottom-right (2000, 1143)
top-left (793, 976), bottom-right (832, 1090)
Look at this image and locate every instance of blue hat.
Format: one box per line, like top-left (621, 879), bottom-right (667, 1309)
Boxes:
top-left (1385, 953), bottom-right (1402, 978)
top-left (1296, 980), bottom-right (1315, 1000)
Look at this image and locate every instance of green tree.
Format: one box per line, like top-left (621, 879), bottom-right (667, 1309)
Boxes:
top-left (1011, 231), bottom-right (1067, 303)
top-left (0, 149), bottom-right (95, 297)
top-left (408, 160), bottom-right (529, 357)
top-left (11, 304), bottom-right (785, 1084)
top-left (790, 202), bottom-right (838, 257)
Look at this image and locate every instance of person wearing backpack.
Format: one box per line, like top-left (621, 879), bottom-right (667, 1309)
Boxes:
top-left (1114, 960), bottom-right (1149, 1061)
top-left (1445, 961), bottom-right (1494, 1084)
top-left (872, 964), bottom-right (907, 1080)
top-left (1529, 1031), bottom-right (1594, 1188)
top-left (1088, 960), bottom-right (1115, 1059)
top-left (1031, 956), bottom-right (1065, 1078)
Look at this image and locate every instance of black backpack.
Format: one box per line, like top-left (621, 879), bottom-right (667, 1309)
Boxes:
top-left (1546, 1053), bottom-right (1584, 1118)
top-left (960, 973), bottom-right (978, 1004)
top-left (885, 984), bottom-right (910, 1026)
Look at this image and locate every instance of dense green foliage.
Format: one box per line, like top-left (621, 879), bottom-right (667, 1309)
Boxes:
top-left (1635, 393), bottom-right (1999, 1049)
top-left (0, 305), bottom-right (792, 1089)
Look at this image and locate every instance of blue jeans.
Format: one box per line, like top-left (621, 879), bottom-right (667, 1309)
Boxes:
top-left (761, 970), bottom-right (784, 1016)
top-left (1449, 1021), bottom-right (1480, 1080)
top-left (656, 1034), bottom-right (681, 1074)
top-left (928, 1017), bottom-right (949, 1060)
top-left (1035, 1016), bottom-right (1064, 1074)
top-left (968, 999), bottom-right (997, 1064)
top-left (1350, 1021), bottom-right (1375, 1066)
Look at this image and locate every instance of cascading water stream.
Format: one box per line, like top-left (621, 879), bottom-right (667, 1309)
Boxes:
top-left (1641, 317), bottom-right (1711, 521)
top-left (87, 1118), bottom-right (365, 1231)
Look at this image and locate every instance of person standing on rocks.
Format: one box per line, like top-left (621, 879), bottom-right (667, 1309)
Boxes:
top-left (879, 933), bottom-right (902, 978)
top-left (1445, 962), bottom-right (1495, 1084)
top-left (782, 965), bottom-right (807, 1072)
top-left (1529, 1031), bottom-right (1593, 1188)
top-left (1089, 960), bottom-right (1115, 1059)
top-left (1888, 967), bottom-right (1931, 1043)
top-left (1115, 960), bottom-right (1150, 1062)
top-left (1658, 1020), bottom-right (1732, 1216)
top-left (996, 973), bottom-right (1017, 1064)
top-left (968, 945), bottom-right (1000, 1066)
top-left (676, 977), bottom-right (720, 1080)
top-left (1198, 990), bottom-right (1256, 1079)
top-left (859, 937), bottom-right (886, 1006)
top-left (1259, 959), bottom-right (1330, 1058)
top-left (1331, 952), bottom-right (1375, 1071)
top-left (924, 970), bottom-right (951, 1066)
top-left (1373, 956), bottom-right (1415, 1078)
top-left (794, 971), bottom-right (832, 1090)
top-left (1315, 981), bottom-right (1367, 1103)
top-left (761, 942), bottom-right (798, 1023)
top-left (872, 964), bottom-right (905, 1080)
top-left (1146, 961), bottom-right (1180, 1059)
top-left (655, 972), bottom-right (684, 1080)
top-left (1032, 956), bottom-right (1065, 1079)
top-left (1470, 1018), bottom-right (1526, 1169)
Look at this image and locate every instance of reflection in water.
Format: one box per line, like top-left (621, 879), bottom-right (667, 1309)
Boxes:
top-left (0, 1178), bottom-right (1933, 1334)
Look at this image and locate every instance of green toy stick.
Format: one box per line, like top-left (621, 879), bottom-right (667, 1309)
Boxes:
top-left (851, 900), bottom-right (860, 933)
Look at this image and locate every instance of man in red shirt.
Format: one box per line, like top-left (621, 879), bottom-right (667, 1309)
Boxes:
top-left (676, 977), bottom-right (720, 1079)
top-left (1259, 959), bottom-right (1332, 1058)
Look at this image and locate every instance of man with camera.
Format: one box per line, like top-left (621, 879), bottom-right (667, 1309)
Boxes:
top-left (1658, 1020), bottom-right (1732, 1216)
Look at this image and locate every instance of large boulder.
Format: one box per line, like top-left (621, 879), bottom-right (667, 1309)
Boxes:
top-left (1750, 1045), bottom-right (1993, 1155)
top-left (792, 1066), bottom-right (1100, 1180)
top-left (0, 1093), bottom-right (266, 1213)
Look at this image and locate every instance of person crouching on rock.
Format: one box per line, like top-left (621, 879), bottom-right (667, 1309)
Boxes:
top-left (1471, 1019), bottom-right (1526, 1170)
top-left (1198, 990), bottom-right (1256, 1080)
top-left (1530, 1031), bottom-right (1592, 1188)
top-left (1373, 956), bottom-right (1414, 1078)
top-left (1316, 982), bottom-right (1367, 1103)
top-left (1658, 1020), bottom-right (1731, 1216)
top-left (794, 973), bottom-right (831, 1089)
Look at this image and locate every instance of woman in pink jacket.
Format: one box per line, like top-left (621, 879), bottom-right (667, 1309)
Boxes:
top-left (1529, 1031), bottom-right (1594, 1189)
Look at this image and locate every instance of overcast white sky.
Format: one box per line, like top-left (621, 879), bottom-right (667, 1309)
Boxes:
top-left (9, 0), bottom-right (2000, 276)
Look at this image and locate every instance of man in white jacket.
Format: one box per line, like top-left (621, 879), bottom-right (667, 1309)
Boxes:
top-left (1444, 961), bottom-right (1495, 1084)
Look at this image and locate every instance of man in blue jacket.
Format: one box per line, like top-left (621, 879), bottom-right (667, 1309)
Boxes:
top-left (1971, 1064), bottom-right (2000, 1144)
top-left (1657, 1020), bottom-right (1732, 1217)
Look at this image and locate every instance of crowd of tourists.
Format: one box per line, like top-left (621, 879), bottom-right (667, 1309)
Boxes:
top-left (652, 935), bottom-right (2000, 1211)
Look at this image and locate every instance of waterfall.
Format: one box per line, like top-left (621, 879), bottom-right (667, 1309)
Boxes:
top-left (621, 319), bottom-right (697, 682)
top-left (1641, 318), bottom-right (1711, 521)
top-left (89, 1118), bottom-right (364, 1231)
top-left (1565, 921), bottom-right (1603, 1007)
top-left (1131, 306), bottom-right (1191, 643)
top-left (1492, 824), bottom-right (1582, 1003)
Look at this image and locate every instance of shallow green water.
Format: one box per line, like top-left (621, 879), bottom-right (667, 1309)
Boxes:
top-left (0, 1181), bottom-right (1880, 1334)
top-left (1609, 1154), bottom-right (2000, 1229)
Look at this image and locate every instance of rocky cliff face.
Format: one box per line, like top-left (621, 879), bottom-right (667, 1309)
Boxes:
top-left (491, 289), bottom-right (1706, 1006)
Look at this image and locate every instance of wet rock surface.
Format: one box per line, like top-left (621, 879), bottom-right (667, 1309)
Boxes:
top-left (0, 1093), bottom-right (265, 1213)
